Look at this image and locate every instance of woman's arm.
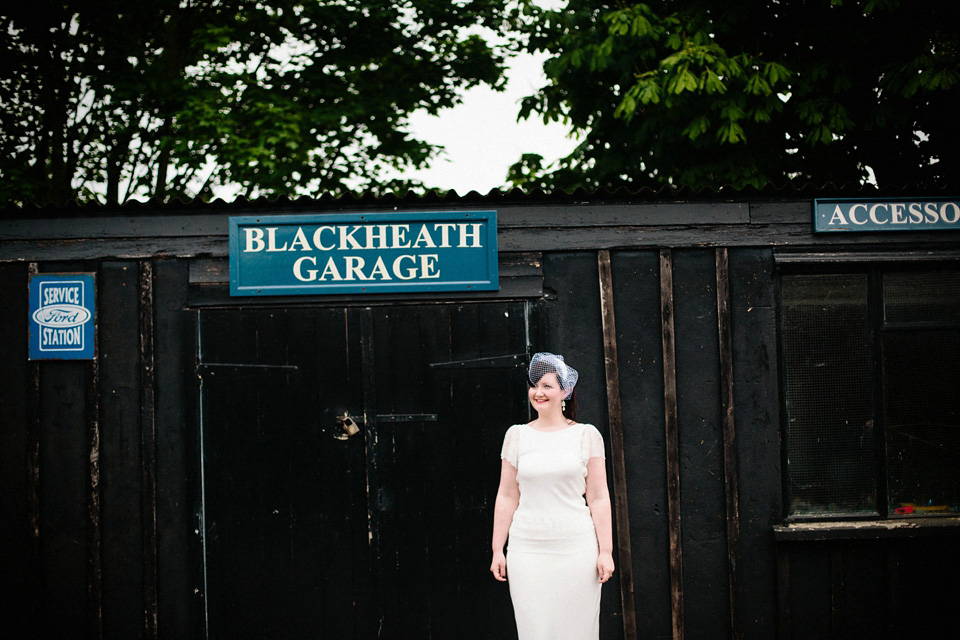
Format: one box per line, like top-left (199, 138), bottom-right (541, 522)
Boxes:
top-left (490, 459), bottom-right (520, 581)
top-left (586, 456), bottom-right (615, 583)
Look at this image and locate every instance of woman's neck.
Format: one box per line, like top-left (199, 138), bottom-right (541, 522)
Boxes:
top-left (530, 412), bottom-right (572, 431)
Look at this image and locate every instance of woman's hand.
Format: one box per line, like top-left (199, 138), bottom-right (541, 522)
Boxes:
top-left (490, 550), bottom-right (507, 582)
top-left (597, 551), bottom-right (615, 583)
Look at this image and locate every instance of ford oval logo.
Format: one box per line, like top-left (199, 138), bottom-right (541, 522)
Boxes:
top-left (32, 304), bottom-right (92, 328)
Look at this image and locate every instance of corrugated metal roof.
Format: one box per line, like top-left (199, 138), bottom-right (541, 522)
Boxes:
top-left (1, 181), bottom-right (953, 218)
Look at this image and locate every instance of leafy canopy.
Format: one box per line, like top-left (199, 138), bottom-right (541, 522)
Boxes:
top-left (1, 0), bottom-right (508, 205)
top-left (508, 0), bottom-right (959, 191)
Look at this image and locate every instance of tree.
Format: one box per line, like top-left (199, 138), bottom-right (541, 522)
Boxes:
top-left (0, 0), bottom-right (508, 205)
top-left (508, 0), bottom-right (959, 191)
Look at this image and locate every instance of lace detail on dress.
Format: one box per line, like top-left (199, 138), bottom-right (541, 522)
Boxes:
top-left (580, 424), bottom-right (606, 462)
top-left (501, 424), bottom-right (520, 468)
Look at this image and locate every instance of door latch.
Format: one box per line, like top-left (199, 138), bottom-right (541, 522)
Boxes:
top-left (334, 412), bottom-right (361, 440)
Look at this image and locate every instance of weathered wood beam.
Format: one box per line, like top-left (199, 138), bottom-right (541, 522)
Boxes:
top-left (139, 261), bottom-right (159, 638)
top-left (660, 249), bottom-right (684, 640)
top-left (27, 263), bottom-right (41, 542)
top-left (597, 249), bottom-right (638, 640)
top-left (88, 329), bottom-right (102, 636)
top-left (716, 248), bottom-right (743, 640)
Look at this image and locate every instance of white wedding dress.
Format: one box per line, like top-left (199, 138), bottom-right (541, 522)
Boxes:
top-left (500, 423), bottom-right (606, 640)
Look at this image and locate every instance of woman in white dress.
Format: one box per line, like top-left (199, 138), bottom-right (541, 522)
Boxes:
top-left (490, 352), bottom-right (615, 640)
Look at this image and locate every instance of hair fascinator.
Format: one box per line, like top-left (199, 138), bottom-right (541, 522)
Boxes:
top-left (528, 352), bottom-right (579, 399)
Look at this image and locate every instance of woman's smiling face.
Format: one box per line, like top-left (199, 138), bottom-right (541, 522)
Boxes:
top-left (528, 371), bottom-right (565, 412)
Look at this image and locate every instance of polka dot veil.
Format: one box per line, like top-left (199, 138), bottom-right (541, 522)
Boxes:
top-left (527, 352), bottom-right (579, 399)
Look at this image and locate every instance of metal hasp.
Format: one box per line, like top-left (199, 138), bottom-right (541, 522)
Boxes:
top-left (335, 412), bottom-right (361, 440)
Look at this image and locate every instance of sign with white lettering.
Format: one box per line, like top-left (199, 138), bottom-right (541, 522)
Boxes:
top-left (229, 211), bottom-right (499, 296)
top-left (814, 198), bottom-right (960, 232)
top-left (28, 274), bottom-right (96, 360)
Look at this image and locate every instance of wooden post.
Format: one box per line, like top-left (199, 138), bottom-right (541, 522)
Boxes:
top-left (139, 260), bottom-right (159, 638)
top-left (715, 248), bottom-right (743, 640)
top-left (88, 313), bottom-right (102, 638)
top-left (27, 263), bottom-right (41, 542)
top-left (660, 249), bottom-right (685, 640)
top-left (597, 249), bottom-right (638, 640)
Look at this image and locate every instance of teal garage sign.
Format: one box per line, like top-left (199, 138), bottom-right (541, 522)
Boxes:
top-left (29, 273), bottom-right (96, 360)
top-left (229, 211), bottom-right (499, 296)
top-left (815, 198), bottom-right (960, 232)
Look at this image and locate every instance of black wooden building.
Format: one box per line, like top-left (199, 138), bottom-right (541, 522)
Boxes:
top-left (2, 187), bottom-right (958, 640)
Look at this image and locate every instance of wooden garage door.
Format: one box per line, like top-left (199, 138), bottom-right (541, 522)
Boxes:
top-left (199, 302), bottom-right (534, 639)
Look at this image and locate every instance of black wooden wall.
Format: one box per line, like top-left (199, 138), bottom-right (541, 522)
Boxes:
top-left (540, 248), bottom-right (785, 640)
top-left (3, 197), bottom-right (960, 640)
top-left (537, 243), bottom-right (959, 640)
top-left (1, 258), bottom-right (203, 639)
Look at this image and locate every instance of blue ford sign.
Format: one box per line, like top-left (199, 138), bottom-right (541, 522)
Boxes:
top-left (29, 274), bottom-right (96, 360)
top-left (815, 198), bottom-right (960, 232)
top-left (229, 211), bottom-right (499, 296)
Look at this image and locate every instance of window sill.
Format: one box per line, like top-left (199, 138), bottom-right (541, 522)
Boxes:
top-left (773, 517), bottom-right (960, 542)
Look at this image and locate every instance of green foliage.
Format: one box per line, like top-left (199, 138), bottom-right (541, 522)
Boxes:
top-left (0, 0), bottom-right (508, 205)
top-left (511, 0), bottom-right (959, 191)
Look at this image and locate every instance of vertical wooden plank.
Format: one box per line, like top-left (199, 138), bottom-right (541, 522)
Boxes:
top-left (140, 261), bottom-right (159, 638)
top-left (894, 538), bottom-right (959, 638)
top-left (27, 263), bottom-right (41, 543)
top-left (830, 547), bottom-right (844, 639)
top-left (311, 309), bottom-right (359, 640)
top-left (540, 252), bottom-right (605, 424)
top-left (660, 248), bottom-right (685, 640)
top-left (197, 310), bottom-right (257, 637)
top-left (838, 544), bottom-right (886, 638)
top-left (609, 250), bottom-right (671, 640)
top-left (88, 338), bottom-right (103, 640)
top-left (153, 259), bottom-right (204, 639)
top-left (374, 306), bottom-right (424, 637)
top-left (728, 248), bottom-right (780, 640)
top-left (0, 261), bottom-right (42, 628)
top-left (36, 261), bottom-right (102, 638)
top-left (448, 303), bottom-right (513, 637)
top-left (777, 547), bottom-right (791, 640)
top-left (359, 307), bottom-right (384, 636)
top-left (886, 551), bottom-right (901, 640)
top-left (39, 356), bottom-right (93, 635)
top-left (716, 248), bottom-right (744, 640)
top-left (420, 305), bottom-right (457, 639)
top-left (99, 260), bottom-right (145, 638)
top-left (598, 249), bottom-right (638, 640)
top-left (789, 547), bottom-right (832, 639)
top-left (344, 308), bottom-right (374, 639)
top-left (673, 250), bottom-right (728, 639)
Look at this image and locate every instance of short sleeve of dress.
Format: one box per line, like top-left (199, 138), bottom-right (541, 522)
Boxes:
top-left (500, 425), bottom-right (520, 468)
top-left (580, 424), bottom-right (606, 462)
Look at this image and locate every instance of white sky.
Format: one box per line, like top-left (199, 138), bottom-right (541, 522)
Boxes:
top-left (209, 50), bottom-right (576, 201)
top-left (394, 50), bottom-right (579, 195)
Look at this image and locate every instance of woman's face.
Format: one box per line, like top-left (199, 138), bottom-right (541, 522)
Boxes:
top-left (528, 371), bottom-right (565, 413)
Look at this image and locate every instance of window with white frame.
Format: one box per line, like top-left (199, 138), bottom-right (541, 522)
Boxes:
top-left (780, 265), bottom-right (960, 518)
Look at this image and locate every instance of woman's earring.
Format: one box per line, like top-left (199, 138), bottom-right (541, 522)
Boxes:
top-left (562, 399), bottom-right (567, 412)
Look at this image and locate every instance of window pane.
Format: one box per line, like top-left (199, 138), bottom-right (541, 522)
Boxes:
top-left (781, 274), bottom-right (877, 516)
top-left (884, 270), bottom-right (960, 324)
top-left (884, 329), bottom-right (960, 516)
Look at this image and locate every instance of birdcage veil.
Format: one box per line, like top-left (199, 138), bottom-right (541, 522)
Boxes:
top-left (528, 352), bottom-right (578, 399)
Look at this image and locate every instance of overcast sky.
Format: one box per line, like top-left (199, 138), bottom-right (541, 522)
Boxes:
top-left (394, 50), bottom-right (579, 195)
